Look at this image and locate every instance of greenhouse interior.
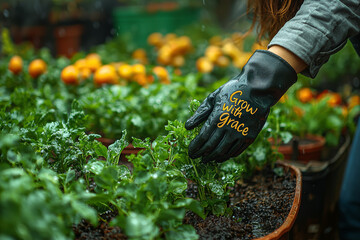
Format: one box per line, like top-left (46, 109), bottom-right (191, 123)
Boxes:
top-left (1, 0), bottom-right (360, 240)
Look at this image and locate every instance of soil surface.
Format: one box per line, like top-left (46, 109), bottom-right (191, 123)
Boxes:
top-left (73, 166), bottom-right (296, 240)
top-left (184, 166), bottom-right (296, 240)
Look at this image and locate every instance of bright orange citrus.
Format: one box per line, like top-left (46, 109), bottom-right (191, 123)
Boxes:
top-left (86, 54), bottom-right (102, 72)
top-left (215, 55), bottom-right (230, 67)
top-left (196, 57), bottom-right (214, 73)
top-left (233, 52), bottom-right (252, 68)
top-left (80, 68), bottom-right (92, 80)
top-left (8, 55), bottom-right (23, 75)
top-left (61, 65), bottom-right (79, 85)
top-left (94, 65), bottom-right (118, 85)
top-left (74, 58), bottom-right (87, 70)
top-left (153, 66), bottom-right (170, 84)
top-left (297, 88), bottom-right (313, 103)
top-left (132, 63), bottom-right (146, 76)
top-left (171, 55), bottom-right (185, 67)
top-left (147, 32), bottom-right (163, 47)
top-left (118, 64), bottom-right (133, 80)
top-left (28, 59), bottom-right (47, 78)
top-left (133, 73), bottom-right (148, 86)
top-left (205, 45), bottom-right (222, 63)
top-left (132, 48), bottom-right (148, 64)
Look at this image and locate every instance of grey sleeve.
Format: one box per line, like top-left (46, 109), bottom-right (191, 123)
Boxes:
top-left (268, 0), bottom-right (360, 78)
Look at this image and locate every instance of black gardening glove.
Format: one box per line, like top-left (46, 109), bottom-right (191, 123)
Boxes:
top-left (185, 50), bottom-right (297, 163)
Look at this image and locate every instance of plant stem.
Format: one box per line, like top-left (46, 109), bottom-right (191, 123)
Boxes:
top-left (189, 158), bottom-right (206, 201)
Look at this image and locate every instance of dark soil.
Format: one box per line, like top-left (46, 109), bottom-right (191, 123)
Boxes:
top-left (72, 166), bottom-right (296, 240)
top-left (183, 166), bottom-right (296, 240)
top-left (73, 210), bottom-right (127, 240)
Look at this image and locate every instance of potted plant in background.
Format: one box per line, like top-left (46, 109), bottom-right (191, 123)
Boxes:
top-left (267, 80), bottom-right (351, 163)
top-left (51, 0), bottom-right (85, 58)
top-left (266, 79), bottom-right (359, 239)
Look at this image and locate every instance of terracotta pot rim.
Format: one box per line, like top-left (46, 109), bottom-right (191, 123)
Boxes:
top-left (272, 134), bottom-right (326, 152)
top-left (254, 161), bottom-right (302, 240)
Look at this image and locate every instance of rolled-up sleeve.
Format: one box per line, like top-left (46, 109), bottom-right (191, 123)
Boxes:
top-left (268, 0), bottom-right (360, 78)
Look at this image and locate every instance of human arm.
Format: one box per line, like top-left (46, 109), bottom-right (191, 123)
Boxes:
top-left (269, 0), bottom-right (360, 78)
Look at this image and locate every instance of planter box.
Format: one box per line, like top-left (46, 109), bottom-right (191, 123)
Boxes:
top-left (73, 161), bottom-right (302, 239)
top-left (286, 133), bottom-right (351, 239)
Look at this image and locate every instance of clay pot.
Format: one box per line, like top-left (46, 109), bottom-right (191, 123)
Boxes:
top-left (255, 161), bottom-right (302, 240)
top-left (272, 135), bottom-right (326, 162)
top-left (54, 24), bottom-right (83, 58)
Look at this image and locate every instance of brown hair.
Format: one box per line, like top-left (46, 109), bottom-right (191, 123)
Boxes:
top-left (247, 0), bottom-right (304, 41)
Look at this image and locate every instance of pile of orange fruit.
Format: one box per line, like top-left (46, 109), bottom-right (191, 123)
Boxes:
top-left (196, 33), bottom-right (268, 73)
top-left (8, 55), bottom-right (47, 78)
top-left (60, 53), bottom-right (171, 86)
top-left (147, 32), bottom-right (192, 69)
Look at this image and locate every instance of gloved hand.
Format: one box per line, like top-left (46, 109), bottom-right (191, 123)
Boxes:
top-left (185, 50), bottom-right (297, 163)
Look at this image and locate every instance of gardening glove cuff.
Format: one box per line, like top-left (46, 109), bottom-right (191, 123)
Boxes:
top-left (185, 50), bottom-right (297, 163)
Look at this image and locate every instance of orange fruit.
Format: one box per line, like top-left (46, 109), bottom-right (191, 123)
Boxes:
top-left (297, 88), bottom-right (314, 103)
top-left (215, 55), bottom-right (230, 67)
top-left (80, 68), bottom-right (92, 80)
top-left (74, 58), bottom-right (87, 70)
top-left (118, 64), bottom-right (133, 80)
top-left (147, 32), bottom-right (163, 47)
top-left (348, 95), bottom-right (360, 109)
top-left (132, 63), bottom-right (146, 76)
top-left (233, 52), bottom-right (252, 68)
top-left (153, 66), bottom-right (170, 84)
top-left (157, 47), bottom-right (172, 65)
top-left (196, 57), bottom-right (214, 73)
top-left (164, 33), bottom-right (177, 42)
top-left (28, 59), bottom-right (47, 78)
top-left (133, 73), bottom-right (148, 86)
top-left (174, 36), bottom-right (192, 55)
top-left (205, 45), bottom-right (222, 63)
top-left (94, 65), bottom-right (118, 85)
top-left (61, 65), bottom-right (79, 85)
top-left (8, 55), bottom-right (23, 75)
top-left (171, 55), bottom-right (185, 67)
top-left (86, 53), bottom-right (101, 60)
top-left (222, 42), bottom-right (239, 57)
top-left (86, 54), bottom-right (102, 72)
top-left (328, 93), bottom-right (342, 107)
top-left (132, 48), bottom-right (148, 64)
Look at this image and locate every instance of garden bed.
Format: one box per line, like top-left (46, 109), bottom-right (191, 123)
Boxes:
top-left (73, 163), bottom-right (300, 240)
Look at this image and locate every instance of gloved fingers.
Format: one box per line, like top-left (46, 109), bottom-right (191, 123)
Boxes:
top-left (185, 89), bottom-right (220, 130)
top-left (188, 122), bottom-right (219, 159)
top-left (189, 129), bottom-right (225, 159)
top-left (201, 133), bottom-right (237, 163)
top-left (227, 141), bottom-right (249, 159)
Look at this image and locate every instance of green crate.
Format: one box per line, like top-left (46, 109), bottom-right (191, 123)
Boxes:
top-left (112, 6), bottom-right (201, 48)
